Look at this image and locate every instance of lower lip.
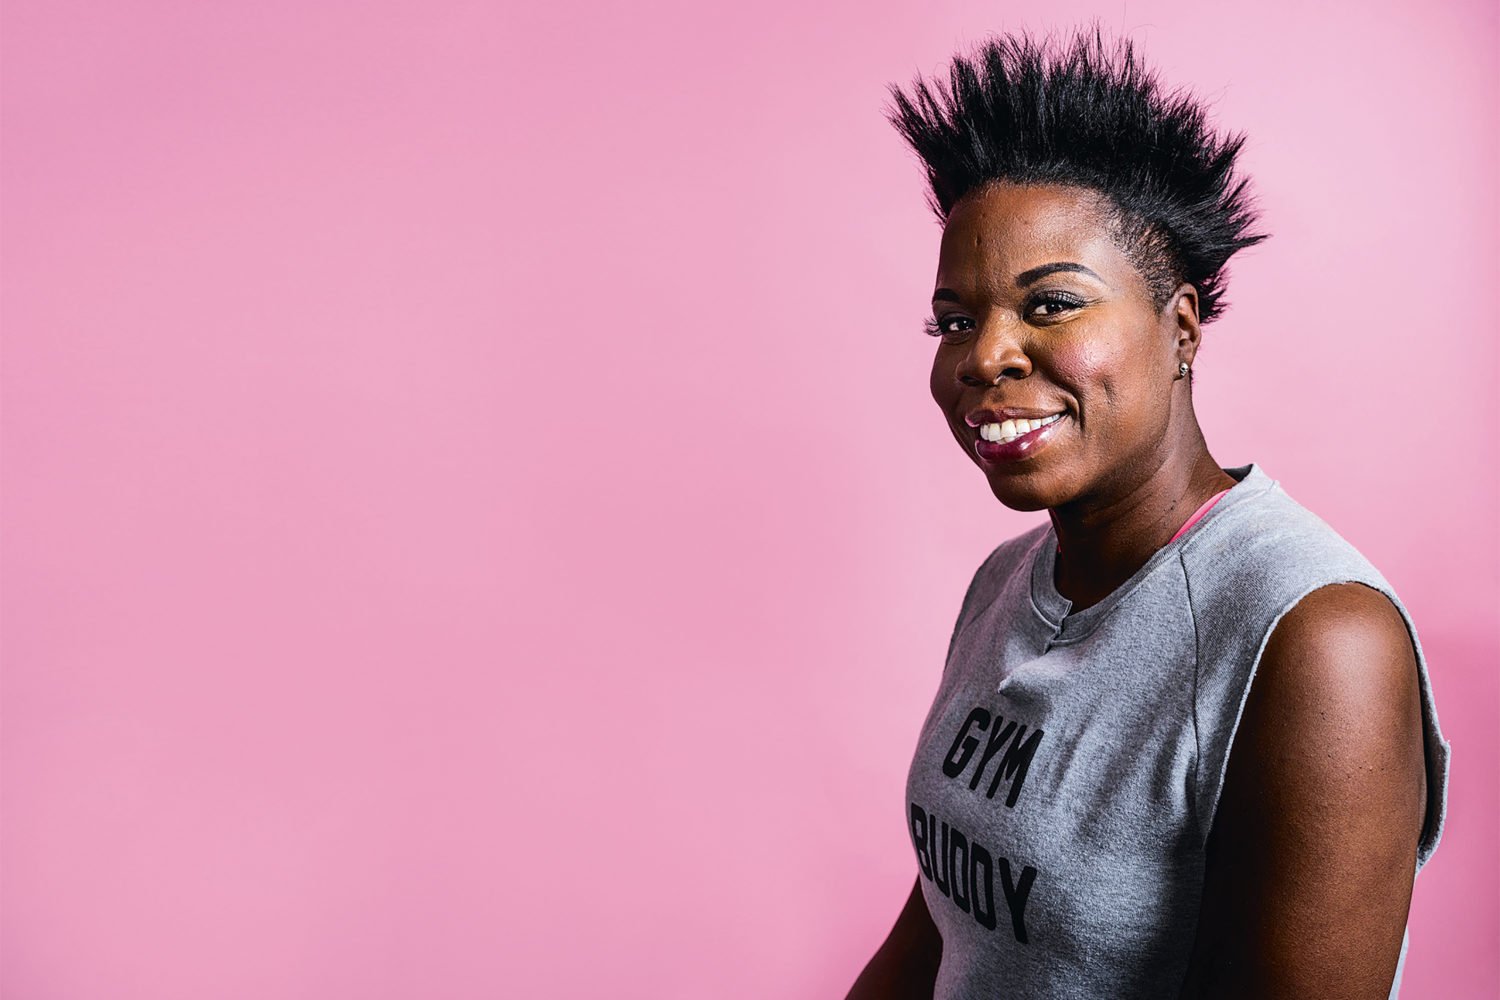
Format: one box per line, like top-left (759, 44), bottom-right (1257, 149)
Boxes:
top-left (974, 416), bottom-right (1068, 463)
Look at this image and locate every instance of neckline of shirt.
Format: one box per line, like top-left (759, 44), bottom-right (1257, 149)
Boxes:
top-left (1028, 462), bottom-right (1275, 640)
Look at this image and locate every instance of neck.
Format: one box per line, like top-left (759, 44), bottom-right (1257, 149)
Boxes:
top-left (1049, 427), bottom-right (1237, 614)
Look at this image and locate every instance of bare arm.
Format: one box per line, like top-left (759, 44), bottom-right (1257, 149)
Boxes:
top-left (1178, 582), bottom-right (1428, 999)
top-left (846, 875), bottom-right (943, 1000)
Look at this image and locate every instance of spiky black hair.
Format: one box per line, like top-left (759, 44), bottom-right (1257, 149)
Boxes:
top-left (884, 22), bottom-right (1269, 325)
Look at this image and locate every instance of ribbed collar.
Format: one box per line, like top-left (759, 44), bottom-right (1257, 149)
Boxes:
top-left (1028, 463), bottom-right (1274, 642)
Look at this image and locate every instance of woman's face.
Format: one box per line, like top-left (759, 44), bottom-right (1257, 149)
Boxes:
top-left (928, 181), bottom-right (1197, 512)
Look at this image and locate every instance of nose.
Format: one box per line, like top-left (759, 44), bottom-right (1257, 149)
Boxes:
top-left (955, 317), bottom-right (1033, 386)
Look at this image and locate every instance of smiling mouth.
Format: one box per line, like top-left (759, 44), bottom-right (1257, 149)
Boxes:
top-left (970, 412), bottom-right (1070, 464)
top-left (977, 412), bottom-right (1066, 444)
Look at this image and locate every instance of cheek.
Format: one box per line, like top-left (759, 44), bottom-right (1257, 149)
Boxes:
top-left (1046, 324), bottom-right (1169, 437)
top-left (1047, 338), bottom-right (1120, 407)
top-left (930, 348), bottom-right (959, 409)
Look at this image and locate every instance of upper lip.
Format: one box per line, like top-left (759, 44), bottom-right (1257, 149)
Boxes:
top-left (964, 406), bottom-right (1068, 428)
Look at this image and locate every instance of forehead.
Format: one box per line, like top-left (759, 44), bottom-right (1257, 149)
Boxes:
top-left (937, 182), bottom-right (1132, 291)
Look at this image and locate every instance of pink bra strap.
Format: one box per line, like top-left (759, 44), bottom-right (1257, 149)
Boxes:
top-left (1168, 487), bottom-right (1232, 544)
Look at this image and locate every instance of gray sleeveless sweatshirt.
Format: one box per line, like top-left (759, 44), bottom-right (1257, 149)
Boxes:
top-left (904, 462), bottom-right (1450, 999)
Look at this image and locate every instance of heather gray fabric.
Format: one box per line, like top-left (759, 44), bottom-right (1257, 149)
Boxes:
top-left (904, 462), bottom-right (1450, 999)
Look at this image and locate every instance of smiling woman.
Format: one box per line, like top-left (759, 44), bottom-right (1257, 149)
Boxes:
top-left (925, 182), bottom-right (1220, 517)
top-left (846, 22), bottom-right (1451, 1000)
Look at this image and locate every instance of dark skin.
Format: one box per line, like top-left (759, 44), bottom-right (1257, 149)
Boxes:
top-left (848, 181), bottom-right (1427, 999)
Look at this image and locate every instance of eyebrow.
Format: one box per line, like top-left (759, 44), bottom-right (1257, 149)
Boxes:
top-left (931, 261), bottom-right (1106, 304)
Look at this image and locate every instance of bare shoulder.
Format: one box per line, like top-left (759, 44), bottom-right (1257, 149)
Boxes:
top-left (1249, 581), bottom-right (1426, 824)
top-left (1241, 580), bottom-right (1426, 851)
top-left (1261, 581), bottom-right (1419, 708)
top-left (1178, 582), bottom-right (1427, 999)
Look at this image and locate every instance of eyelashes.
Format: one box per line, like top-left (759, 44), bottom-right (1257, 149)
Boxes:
top-left (924, 292), bottom-right (1088, 338)
top-left (921, 316), bottom-right (954, 338)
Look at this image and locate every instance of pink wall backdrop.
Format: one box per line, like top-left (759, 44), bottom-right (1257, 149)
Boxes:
top-left (3, 0), bottom-right (1496, 997)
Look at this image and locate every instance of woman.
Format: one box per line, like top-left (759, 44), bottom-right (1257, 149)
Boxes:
top-left (848, 25), bottom-right (1450, 1000)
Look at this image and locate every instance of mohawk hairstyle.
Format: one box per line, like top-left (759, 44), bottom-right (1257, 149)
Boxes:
top-left (884, 22), bottom-right (1269, 325)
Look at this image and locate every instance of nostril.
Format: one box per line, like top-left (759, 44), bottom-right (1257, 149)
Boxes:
top-left (962, 367), bottom-right (1027, 387)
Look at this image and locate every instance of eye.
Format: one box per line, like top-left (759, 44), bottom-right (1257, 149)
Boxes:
top-left (923, 315), bottom-right (974, 341)
top-left (1027, 291), bottom-right (1087, 320)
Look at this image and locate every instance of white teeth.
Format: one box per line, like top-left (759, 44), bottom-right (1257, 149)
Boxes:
top-left (979, 412), bottom-right (1064, 443)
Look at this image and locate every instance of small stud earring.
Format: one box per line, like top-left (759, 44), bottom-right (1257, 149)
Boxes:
top-left (1178, 361), bottom-right (1190, 378)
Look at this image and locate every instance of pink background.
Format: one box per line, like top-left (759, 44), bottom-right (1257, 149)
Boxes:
top-left (3, 1), bottom-right (1496, 997)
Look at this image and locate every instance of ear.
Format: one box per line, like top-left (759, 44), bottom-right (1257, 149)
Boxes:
top-left (1168, 282), bottom-right (1203, 364)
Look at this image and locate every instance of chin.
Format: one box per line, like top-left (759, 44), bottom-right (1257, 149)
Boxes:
top-left (982, 469), bottom-right (1058, 512)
